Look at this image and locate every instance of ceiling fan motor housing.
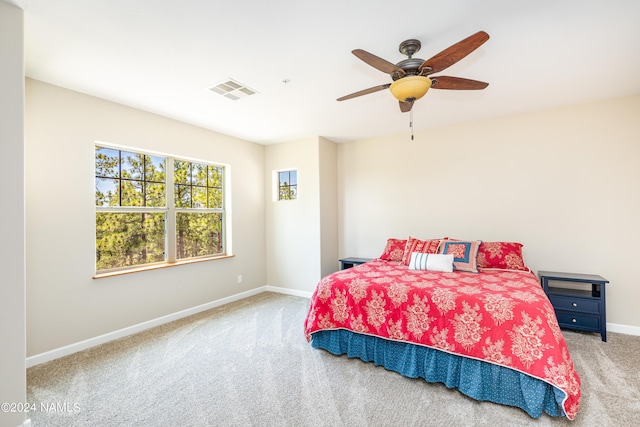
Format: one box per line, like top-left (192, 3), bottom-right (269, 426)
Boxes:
top-left (393, 58), bottom-right (430, 80)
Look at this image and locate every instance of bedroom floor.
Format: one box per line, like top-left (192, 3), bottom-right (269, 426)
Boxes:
top-left (27, 292), bottom-right (640, 426)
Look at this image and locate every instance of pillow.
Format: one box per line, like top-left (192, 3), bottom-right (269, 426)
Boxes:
top-left (477, 241), bottom-right (528, 271)
top-left (401, 236), bottom-right (441, 265)
top-left (408, 252), bottom-right (454, 273)
top-left (378, 238), bottom-right (407, 263)
top-left (437, 239), bottom-right (481, 273)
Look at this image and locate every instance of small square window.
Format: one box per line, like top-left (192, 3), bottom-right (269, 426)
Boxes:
top-left (277, 170), bottom-right (297, 201)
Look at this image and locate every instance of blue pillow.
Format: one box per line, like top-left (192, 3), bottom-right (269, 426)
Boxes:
top-left (437, 240), bottom-right (481, 273)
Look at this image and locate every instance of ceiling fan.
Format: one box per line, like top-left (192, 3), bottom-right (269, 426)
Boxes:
top-left (337, 31), bottom-right (490, 113)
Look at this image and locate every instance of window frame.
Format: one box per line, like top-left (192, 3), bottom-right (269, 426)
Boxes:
top-left (274, 168), bottom-right (298, 201)
top-left (173, 161), bottom-right (226, 261)
top-left (94, 143), bottom-right (230, 277)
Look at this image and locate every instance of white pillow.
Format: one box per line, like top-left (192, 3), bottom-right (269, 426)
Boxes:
top-left (408, 252), bottom-right (454, 273)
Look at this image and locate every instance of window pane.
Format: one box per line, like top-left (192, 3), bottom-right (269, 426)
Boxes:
top-left (95, 146), bottom-right (120, 178)
top-left (208, 166), bottom-right (223, 188)
top-left (96, 177), bottom-right (119, 207)
top-left (121, 179), bottom-right (144, 206)
top-left (279, 171), bottom-right (289, 185)
top-left (279, 185), bottom-right (291, 200)
top-left (174, 160), bottom-right (190, 185)
top-left (96, 212), bottom-right (166, 271)
top-left (121, 151), bottom-right (145, 180)
top-left (208, 188), bottom-right (223, 209)
top-left (176, 212), bottom-right (223, 259)
top-left (145, 155), bottom-right (166, 183)
top-left (192, 186), bottom-right (207, 208)
top-left (174, 184), bottom-right (191, 208)
top-left (192, 163), bottom-right (208, 186)
top-left (146, 183), bottom-right (166, 207)
top-left (289, 170), bottom-right (297, 185)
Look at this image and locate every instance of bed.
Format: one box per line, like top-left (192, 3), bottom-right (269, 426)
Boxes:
top-left (303, 237), bottom-right (581, 420)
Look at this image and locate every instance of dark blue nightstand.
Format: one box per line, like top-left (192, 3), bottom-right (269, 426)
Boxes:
top-left (339, 257), bottom-right (372, 270)
top-left (539, 271), bottom-right (609, 342)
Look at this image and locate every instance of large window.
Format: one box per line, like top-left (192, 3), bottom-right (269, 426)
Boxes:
top-left (95, 145), bottom-right (226, 274)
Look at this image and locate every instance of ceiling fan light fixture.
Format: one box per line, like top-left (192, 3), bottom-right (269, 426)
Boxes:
top-left (389, 76), bottom-right (432, 102)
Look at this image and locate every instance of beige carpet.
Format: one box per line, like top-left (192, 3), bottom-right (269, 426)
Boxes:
top-left (27, 292), bottom-right (640, 426)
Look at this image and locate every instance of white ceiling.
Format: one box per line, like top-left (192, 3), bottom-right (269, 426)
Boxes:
top-left (14, 0), bottom-right (640, 145)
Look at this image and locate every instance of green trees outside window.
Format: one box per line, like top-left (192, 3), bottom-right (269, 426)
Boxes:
top-left (278, 170), bottom-right (297, 200)
top-left (95, 145), bottom-right (225, 273)
top-left (174, 160), bottom-right (224, 259)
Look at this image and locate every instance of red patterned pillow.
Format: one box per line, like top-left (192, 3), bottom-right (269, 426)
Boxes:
top-left (477, 241), bottom-right (528, 271)
top-left (378, 238), bottom-right (407, 263)
top-left (437, 239), bottom-right (481, 273)
top-left (401, 236), bottom-right (441, 265)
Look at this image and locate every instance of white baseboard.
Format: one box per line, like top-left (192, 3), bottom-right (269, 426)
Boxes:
top-left (26, 286), bottom-right (268, 368)
top-left (608, 322), bottom-right (640, 336)
top-left (266, 285), bottom-right (312, 299)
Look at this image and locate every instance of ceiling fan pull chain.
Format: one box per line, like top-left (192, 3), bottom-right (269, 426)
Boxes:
top-left (410, 109), bottom-right (414, 140)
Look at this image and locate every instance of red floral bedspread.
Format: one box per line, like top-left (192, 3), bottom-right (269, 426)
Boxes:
top-left (304, 260), bottom-right (581, 419)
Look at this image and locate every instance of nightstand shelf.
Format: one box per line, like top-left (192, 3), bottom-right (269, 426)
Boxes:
top-left (539, 271), bottom-right (609, 342)
top-left (339, 257), bottom-right (372, 270)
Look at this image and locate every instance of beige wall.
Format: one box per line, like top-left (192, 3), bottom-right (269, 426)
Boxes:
top-left (25, 79), bottom-right (266, 356)
top-left (265, 137), bottom-right (338, 292)
top-left (319, 137), bottom-right (339, 278)
top-left (0, 2), bottom-right (27, 426)
top-left (338, 95), bottom-right (640, 330)
top-left (21, 75), bottom-right (640, 364)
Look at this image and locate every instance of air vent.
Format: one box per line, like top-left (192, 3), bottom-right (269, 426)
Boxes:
top-left (209, 79), bottom-right (257, 100)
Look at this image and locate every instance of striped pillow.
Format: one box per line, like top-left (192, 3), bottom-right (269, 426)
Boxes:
top-left (408, 252), bottom-right (454, 272)
top-left (401, 236), bottom-right (441, 265)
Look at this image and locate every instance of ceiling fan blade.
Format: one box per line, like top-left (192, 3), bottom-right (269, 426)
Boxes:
top-left (399, 100), bottom-right (414, 113)
top-left (352, 49), bottom-right (407, 77)
top-left (337, 83), bottom-right (391, 101)
top-left (430, 76), bottom-right (489, 90)
top-left (419, 31), bottom-right (489, 74)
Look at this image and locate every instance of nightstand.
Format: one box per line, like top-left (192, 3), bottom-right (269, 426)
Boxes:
top-left (339, 257), bottom-right (372, 270)
top-left (539, 271), bottom-right (609, 342)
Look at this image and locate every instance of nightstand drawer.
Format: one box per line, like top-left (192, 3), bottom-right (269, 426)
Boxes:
top-left (547, 295), bottom-right (600, 314)
top-left (555, 312), bottom-right (600, 330)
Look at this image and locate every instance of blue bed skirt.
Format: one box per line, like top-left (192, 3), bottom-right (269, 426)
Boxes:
top-left (311, 329), bottom-right (566, 418)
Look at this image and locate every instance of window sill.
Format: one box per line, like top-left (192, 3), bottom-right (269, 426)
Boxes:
top-left (93, 254), bottom-right (235, 279)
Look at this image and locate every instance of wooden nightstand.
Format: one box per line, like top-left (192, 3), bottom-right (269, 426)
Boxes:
top-left (339, 257), bottom-right (372, 270)
top-left (539, 271), bottom-right (609, 342)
